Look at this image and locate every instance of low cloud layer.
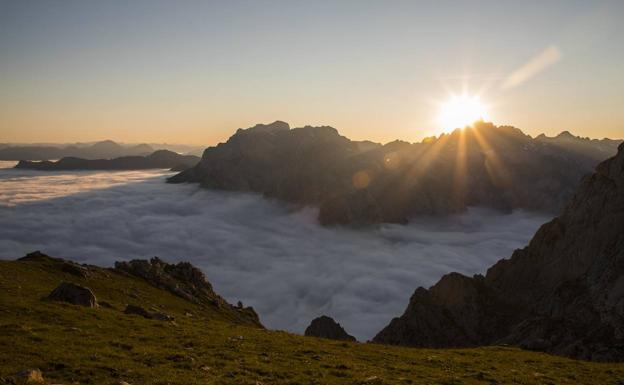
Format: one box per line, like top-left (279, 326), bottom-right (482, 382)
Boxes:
top-left (0, 166), bottom-right (549, 340)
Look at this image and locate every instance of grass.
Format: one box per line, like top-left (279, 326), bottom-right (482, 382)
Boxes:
top-left (1, 257), bottom-right (623, 384)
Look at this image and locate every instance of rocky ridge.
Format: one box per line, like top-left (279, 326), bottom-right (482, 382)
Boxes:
top-left (373, 142), bottom-right (624, 361)
top-left (169, 120), bottom-right (621, 225)
top-left (115, 257), bottom-right (261, 326)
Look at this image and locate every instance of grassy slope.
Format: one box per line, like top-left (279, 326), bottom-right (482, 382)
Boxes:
top-left (1, 258), bottom-right (623, 385)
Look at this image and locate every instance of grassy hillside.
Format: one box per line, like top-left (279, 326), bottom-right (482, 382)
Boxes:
top-left (1, 256), bottom-right (623, 384)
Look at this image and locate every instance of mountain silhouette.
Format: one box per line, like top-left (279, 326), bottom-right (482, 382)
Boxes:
top-left (169, 121), bottom-right (621, 225)
top-left (0, 140), bottom-right (155, 161)
top-left (15, 150), bottom-right (199, 171)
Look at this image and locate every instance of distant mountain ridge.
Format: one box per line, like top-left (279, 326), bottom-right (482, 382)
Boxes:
top-left (0, 140), bottom-right (155, 161)
top-left (169, 120), bottom-right (621, 225)
top-left (373, 142), bottom-right (624, 361)
top-left (14, 150), bottom-right (200, 171)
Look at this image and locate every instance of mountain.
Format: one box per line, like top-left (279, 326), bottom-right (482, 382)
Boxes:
top-left (169, 120), bottom-right (621, 225)
top-left (304, 315), bottom-right (356, 341)
top-left (2, 253), bottom-right (623, 384)
top-left (0, 140), bottom-right (155, 160)
top-left (373, 143), bottom-right (624, 361)
top-left (535, 131), bottom-right (621, 162)
top-left (14, 150), bottom-right (200, 171)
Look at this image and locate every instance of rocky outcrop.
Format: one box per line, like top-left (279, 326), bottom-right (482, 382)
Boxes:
top-left (115, 257), bottom-right (262, 327)
top-left (46, 282), bottom-right (98, 308)
top-left (304, 315), bottom-right (356, 341)
top-left (169, 121), bottom-right (621, 225)
top-left (373, 143), bottom-right (624, 361)
top-left (15, 150), bottom-right (199, 171)
top-left (19, 251), bottom-right (91, 278)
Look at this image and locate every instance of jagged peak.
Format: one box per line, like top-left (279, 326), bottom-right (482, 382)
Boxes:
top-left (235, 120), bottom-right (290, 136)
top-left (556, 130), bottom-right (576, 139)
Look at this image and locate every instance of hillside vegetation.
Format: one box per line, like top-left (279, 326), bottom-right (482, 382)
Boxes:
top-left (1, 255), bottom-right (623, 384)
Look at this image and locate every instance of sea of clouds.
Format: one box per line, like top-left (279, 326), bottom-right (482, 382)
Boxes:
top-left (0, 163), bottom-right (550, 340)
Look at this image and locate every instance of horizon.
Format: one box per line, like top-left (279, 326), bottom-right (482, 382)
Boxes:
top-left (1, 1), bottom-right (623, 145)
top-left (1, 120), bottom-right (622, 148)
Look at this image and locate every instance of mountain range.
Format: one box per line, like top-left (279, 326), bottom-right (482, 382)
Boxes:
top-left (0, 140), bottom-right (155, 161)
top-left (169, 121), bottom-right (621, 225)
top-left (14, 150), bottom-right (200, 171)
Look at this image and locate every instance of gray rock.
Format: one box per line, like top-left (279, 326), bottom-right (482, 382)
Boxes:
top-left (46, 282), bottom-right (98, 308)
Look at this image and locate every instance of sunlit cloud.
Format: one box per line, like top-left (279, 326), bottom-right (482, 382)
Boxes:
top-left (502, 45), bottom-right (562, 89)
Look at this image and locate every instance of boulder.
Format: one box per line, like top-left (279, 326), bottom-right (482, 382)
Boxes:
top-left (46, 282), bottom-right (98, 308)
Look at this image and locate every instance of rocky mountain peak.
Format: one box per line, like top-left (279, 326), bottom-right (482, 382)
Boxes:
top-left (304, 315), bottom-right (356, 341)
top-left (235, 120), bottom-right (290, 136)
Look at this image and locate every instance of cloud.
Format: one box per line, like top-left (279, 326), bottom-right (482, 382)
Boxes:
top-left (0, 167), bottom-right (549, 341)
top-left (502, 45), bottom-right (562, 89)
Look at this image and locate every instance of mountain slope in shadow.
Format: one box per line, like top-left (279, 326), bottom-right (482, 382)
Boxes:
top-left (169, 120), bottom-right (621, 225)
top-left (373, 143), bottom-right (624, 361)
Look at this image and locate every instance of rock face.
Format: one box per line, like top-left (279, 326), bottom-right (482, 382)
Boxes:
top-left (304, 316), bottom-right (356, 341)
top-left (115, 257), bottom-right (262, 327)
top-left (169, 120), bottom-right (621, 225)
top-left (373, 143), bottom-right (624, 361)
top-left (46, 282), bottom-right (98, 308)
top-left (15, 150), bottom-right (199, 171)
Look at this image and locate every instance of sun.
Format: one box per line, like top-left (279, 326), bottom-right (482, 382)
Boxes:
top-left (437, 94), bottom-right (489, 131)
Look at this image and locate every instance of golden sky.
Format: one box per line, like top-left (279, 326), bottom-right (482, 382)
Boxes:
top-left (1, 1), bottom-right (623, 145)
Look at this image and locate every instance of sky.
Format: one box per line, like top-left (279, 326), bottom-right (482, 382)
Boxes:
top-left (1, 0), bottom-right (623, 145)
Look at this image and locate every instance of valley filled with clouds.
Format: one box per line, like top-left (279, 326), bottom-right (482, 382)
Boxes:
top-left (0, 165), bottom-right (549, 340)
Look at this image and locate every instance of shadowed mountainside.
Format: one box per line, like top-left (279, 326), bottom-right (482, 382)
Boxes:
top-left (14, 150), bottom-right (200, 171)
top-left (169, 120), bottom-right (621, 225)
top-left (373, 142), bottom-right (624, 361)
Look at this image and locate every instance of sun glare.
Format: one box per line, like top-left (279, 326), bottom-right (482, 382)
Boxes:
top-left (437, 94), bottom-right (489, 131)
